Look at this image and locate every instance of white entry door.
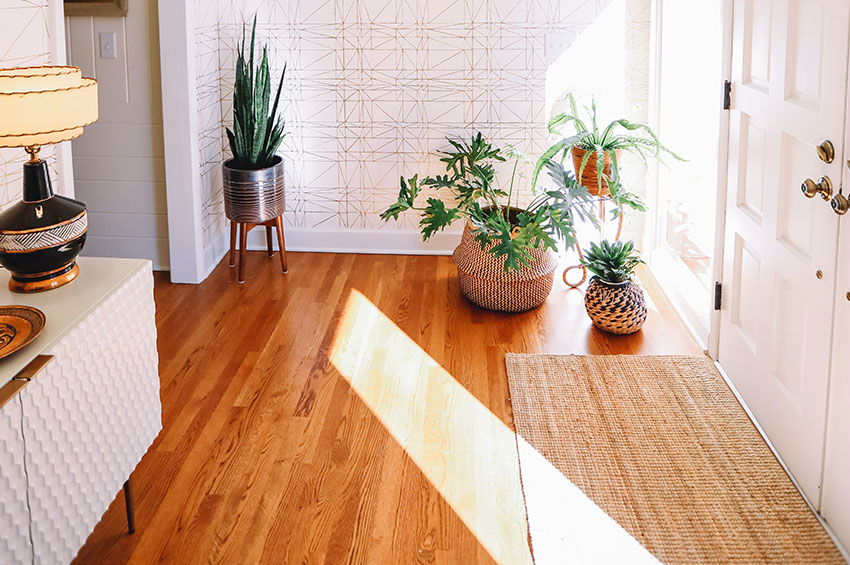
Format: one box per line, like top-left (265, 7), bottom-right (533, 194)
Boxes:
top-left (719, 0), bottom-right (850, 504)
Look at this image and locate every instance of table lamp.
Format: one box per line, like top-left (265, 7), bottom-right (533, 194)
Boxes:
top-left (0, 66), bottom-right (97, 292)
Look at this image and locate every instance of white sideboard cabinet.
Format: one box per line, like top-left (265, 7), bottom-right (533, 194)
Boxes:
top-left (0, 257), bottom-right (162, 564)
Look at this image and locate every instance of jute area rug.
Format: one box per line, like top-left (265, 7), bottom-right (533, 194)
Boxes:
top-left (505, 354), bottom-right (845, 564)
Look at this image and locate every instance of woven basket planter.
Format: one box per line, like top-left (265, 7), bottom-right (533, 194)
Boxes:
top-left (222, 156), bottom-right (285, 223)
top-left (571, 147), bottom-right (620, 197)
top-left (584, 276), bottom-right (647, 334)
top-left (452, 218), bottom-right (558, 313)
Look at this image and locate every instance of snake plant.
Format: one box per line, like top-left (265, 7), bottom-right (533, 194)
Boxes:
top-left (580, 240), bottom-right (644, 284)
top-left (532, 93), bottom-right (682, 190)
top-left (381, 133), bottom-right (598, 272)
top-left (226, 16), bottom-right (287, 170)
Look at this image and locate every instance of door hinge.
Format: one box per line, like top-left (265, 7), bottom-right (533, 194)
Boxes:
top-left (722, 80), bottom-right (732, 110)
top-left (714, 282), bottom-right (723, 310)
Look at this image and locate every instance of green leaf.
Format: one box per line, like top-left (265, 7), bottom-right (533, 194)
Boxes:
top-left (420, 198), bottom-right (460, 239)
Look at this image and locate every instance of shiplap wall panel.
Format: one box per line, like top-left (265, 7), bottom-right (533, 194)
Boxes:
top-left (77, 179), bottom-right (167, 215)
top-left (68, 0), bottom-right (169, 270)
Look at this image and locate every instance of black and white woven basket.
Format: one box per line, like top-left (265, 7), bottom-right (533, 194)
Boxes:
top-left (584, 276), bottom-right (647, 334)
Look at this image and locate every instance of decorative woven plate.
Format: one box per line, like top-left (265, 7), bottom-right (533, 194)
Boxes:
top-left (0, 305), bottom-right (46, 359)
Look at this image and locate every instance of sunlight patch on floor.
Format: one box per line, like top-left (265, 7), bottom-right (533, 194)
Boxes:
top-left (329, 289), bottom-right (657, 564)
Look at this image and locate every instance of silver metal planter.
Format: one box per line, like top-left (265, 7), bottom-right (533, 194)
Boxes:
top-left (222, 156), bottom-right (285, 223)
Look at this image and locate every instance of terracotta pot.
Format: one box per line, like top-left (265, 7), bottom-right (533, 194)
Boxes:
top-left (571, 147), bottom-right (619, 197)
top-left (452, 210), bottom-right (558, 313)
top-left (222, 156), bottom-right (285, 223)
top-left (584, 276), bottom-right (647, 334)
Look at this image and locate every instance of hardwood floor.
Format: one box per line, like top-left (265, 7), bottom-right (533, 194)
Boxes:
top-left (72, 252), bottom-right (699, 564)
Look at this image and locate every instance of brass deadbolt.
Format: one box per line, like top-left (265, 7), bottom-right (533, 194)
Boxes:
top-left (817, 140), bottom-right (835, 163)
top-left (846, 291), bottom-right (850, 302)
top-left (802, 176), bottom-right (834, 201)
top-left (816, 270), bottom-right (824, 279)
top-left (831, 192), bottom-right (850, 215)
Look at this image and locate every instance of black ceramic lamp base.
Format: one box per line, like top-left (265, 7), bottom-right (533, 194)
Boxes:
top-left (0, 156), bottom-right (87, 293)
top-left (8, 262), bottom-right (80, 293)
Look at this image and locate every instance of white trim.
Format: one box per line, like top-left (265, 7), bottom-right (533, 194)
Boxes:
top-left (231, 227), bottom-right (460, 257)
top-left (158, 0), bottom-right (205, 284)
top-left (712, 360), bottom-right (850, 561)
top-left (708, 0), bottom-right (735, 361)
top-left (50, 0), bottom-right (75, 199)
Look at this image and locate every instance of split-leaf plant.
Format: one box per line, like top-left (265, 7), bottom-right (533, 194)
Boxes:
top-left (381, 132), bottom-right (599, 272)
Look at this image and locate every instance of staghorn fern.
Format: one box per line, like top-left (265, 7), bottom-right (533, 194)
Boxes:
top-left (226, 16), bottom-right (287, 170)
top-left (580, 240), bottom-right (644, 284)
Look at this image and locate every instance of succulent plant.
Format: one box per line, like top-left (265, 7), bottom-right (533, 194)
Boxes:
top-left (580, 239), bottom-right (643, 284)
top-left (226, 16), bottom-right (287, 170)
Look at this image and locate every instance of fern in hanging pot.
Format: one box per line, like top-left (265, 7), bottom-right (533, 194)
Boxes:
top-left (581, 240), bottom-right (647, 334)
top-left (222, 16), bottom-right (288, 225)
top-left (381, 133), bottom-right (598, 312)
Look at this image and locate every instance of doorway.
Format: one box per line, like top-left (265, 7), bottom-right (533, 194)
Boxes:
top-left (649, 0), bottom-right (725, 347)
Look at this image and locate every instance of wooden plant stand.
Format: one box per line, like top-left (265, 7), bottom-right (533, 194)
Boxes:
top-left (229, 216), bottom-right (288, 283)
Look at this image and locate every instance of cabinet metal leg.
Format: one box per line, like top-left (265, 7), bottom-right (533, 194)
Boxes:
top-left (123, 479), bottom-right (135, 535)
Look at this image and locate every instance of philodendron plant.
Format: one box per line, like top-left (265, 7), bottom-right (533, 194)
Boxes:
top-left (381, 132), bottom-right (600, 271)
top-left (226, 16), bottom-right (288, 170)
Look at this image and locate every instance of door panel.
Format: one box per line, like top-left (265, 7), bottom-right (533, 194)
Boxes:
top-left (720, 0), bottom-right (849, 504)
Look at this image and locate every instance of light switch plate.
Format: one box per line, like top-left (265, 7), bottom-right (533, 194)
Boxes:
top-left (99, 32), bottom-right (117, 59)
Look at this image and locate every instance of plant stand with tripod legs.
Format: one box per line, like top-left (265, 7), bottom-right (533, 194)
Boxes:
top-left (562, 196), bottom-right (625, 289)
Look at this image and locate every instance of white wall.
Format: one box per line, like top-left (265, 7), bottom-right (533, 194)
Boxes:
top-left (199, 0), bottom-right (651, 262)
top-left (166, 0), bottom-right (651, 282)
top-left (0, 0), bottom-right (72, 208)
top-left (66, 0), bottom-right (169, 270)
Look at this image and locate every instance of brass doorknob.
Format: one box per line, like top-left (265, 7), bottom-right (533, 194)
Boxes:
top-left (831, 192), bottom-right (850, 215)
top-left (802, 176), bottom-right (833, 200)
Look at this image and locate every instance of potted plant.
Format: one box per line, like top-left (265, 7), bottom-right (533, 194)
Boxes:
top-left (222, 17), bottom-right (288, 279)
top-left (381, 133), bottom-right (597, 312)
top-left (580, 239), bottom-right (647, 334)
top-left (532, 93), bottom-right (682, 196)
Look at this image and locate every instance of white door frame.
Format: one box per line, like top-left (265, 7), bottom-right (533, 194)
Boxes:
top-left (157, 0), bottom-right (206, 284)
top-left (707, 0), bottom-right (735, 360)
top-left (646, 0), bottom-right (734, 357)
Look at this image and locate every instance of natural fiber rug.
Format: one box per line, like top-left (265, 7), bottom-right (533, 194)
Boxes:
top-left (506, 354), bottom-right (845, 564)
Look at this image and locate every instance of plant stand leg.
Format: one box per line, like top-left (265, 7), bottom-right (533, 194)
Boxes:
top-left (238, 223), bottom-right (248, 283)
top-left (123, 479), bottom-right (135, 535)
top-left (563, 238), bottom-right (588, 288)
top-left (563, 196), bottom-right (625, 289)
top-left (265, 225), bottom-right (274, 257)
top-left (229, 221), bottom-right (237, 267)
top-left (275, 215), bottom-right (288, 273)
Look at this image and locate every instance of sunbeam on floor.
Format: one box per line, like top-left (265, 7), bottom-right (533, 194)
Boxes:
top-left (329, 288), bottom-right (656, 564)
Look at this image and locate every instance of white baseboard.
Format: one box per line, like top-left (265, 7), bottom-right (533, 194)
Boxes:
top-left (195, 226), bottom-right (460, 283)
top-left (240, 227), bottom-right (461, 256)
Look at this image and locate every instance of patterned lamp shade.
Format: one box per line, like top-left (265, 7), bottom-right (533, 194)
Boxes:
top-left (0, 66), bottom-right (97, 148)
top-left (0, 66), bottom-right (98, 293)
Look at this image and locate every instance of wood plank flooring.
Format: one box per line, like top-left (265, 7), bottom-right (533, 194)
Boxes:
top-left (72, 252), bottom-right (699, 564)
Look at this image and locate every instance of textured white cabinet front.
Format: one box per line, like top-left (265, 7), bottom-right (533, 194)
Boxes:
top-left (19, 264), bottom-right (162, 564)
top-left (0, 396), bottom-right (33, 564)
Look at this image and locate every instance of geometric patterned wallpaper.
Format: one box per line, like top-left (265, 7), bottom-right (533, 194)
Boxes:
top-left (194, 0), bottom-right (650, 254)
top-left (0, 0), bottom-right (61, 211)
